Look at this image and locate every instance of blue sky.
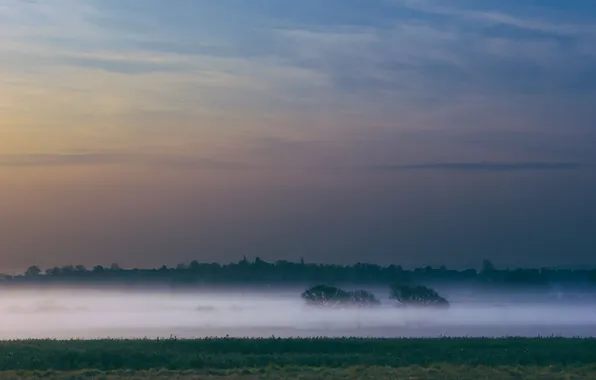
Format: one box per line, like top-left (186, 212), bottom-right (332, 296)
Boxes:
top-left (0, 0), bottom-right (595, 271)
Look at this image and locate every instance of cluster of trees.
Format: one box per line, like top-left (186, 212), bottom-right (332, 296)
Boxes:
top-left (301, 284), bottom-right (449, 309)
top-left (301, 285), bottom-right (381, 308)
top-left (390, 285), bottom-right (449, 308)
top-left (3, 258), bottom-right (595, 287)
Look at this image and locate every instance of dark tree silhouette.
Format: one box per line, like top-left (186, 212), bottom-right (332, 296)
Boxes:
top-left (301, 285), bottom-right (380, 308)
top-left (92, 265), bottom-right (105, 274)
top-left (7, 258), bottom-right (595, 288)
top-left (75, 265), bottom-right (87, 273)
top-left (389, 284), bottom-right (449, 308)
top-left (24, 266), bottom-right (42, 277)
top-left (589, 270), bottom-right (596, 284)
top-left (109, 263), bottom-right (121, 271)
top-left (302, 285), bottom-right (351, 307)
top-left (481, 259), bottom-right (496, 275)
top-left (505, 269), bottom-right (549, 286)
top-left (349, 289), bottom-right (381, 307)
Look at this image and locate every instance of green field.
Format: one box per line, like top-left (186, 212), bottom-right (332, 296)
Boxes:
top-left (0, 338), bottom-right (594, 379)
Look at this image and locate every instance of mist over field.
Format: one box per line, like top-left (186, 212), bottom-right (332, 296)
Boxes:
top-left (2, 287), bottom-right (595, 340)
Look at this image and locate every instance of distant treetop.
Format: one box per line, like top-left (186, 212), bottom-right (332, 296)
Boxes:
top-left (7, 259), bottom-right (595, 287)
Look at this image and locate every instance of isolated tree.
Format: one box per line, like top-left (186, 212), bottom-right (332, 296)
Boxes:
top-left (189, 260), bottom-right (200, 271)
top-left (389, 284), bottom-right (449, 308)
top-left (109, 263), bottom-right (121, 271)
top-left (24, 265), bottom-right (42, 277)
top-left (481, 259), bottom-right (496, 275)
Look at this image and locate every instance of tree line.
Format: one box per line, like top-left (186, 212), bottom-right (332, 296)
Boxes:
top-left (3, 258), bottom-right (595, 287)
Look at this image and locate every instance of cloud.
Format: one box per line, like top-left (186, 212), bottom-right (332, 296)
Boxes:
top-left (8, 153), bottom-right (580, 173)
top-left (376, 161), bottom-right (582, 172)
top-left (4, 0), bottom-right (596, 127)
top-left (260, 0), bottom-right (596, 117)
top-left (0, 153), bottom-right (126, 167)
top-left (61, 56), bottom-right (184, 75)
top-left (395, 0), bottom-right (596, 37)
top-left (0, 153), bottom-right (244, 170)
top-left (2, 0), bottom-right (596, 168)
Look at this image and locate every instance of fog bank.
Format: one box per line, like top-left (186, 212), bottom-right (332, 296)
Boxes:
top-left (1, 287), bottom-right (595, 339)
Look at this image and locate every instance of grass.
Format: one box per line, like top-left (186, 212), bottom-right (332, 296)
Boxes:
top-left (0, 338), bottom-right (594, 378)
top-left (2, 366), bottom-right (596, 380)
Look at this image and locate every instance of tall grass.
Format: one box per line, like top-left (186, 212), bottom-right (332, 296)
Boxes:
top-left (2, 366), bottom-right (596, 380)
top-left (0, 338), bottom-right (594, 371)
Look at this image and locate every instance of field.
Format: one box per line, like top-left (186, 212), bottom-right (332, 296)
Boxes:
top-left (0, 338), bottom-right (595, 379)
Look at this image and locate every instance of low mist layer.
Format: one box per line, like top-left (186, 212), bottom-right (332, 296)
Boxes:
top-left (2, 287), bottom-right (595, 340)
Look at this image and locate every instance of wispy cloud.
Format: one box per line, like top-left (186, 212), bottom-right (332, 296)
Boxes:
top-left (396, 0), bottom-right (596, 37)
top-left (376, 161), bottom-right (582, 172)
top-left (0, 153), bottom-right (125, 167)
top-left (0, 152), bottom-right (244, 170)
top-left (1, 0), bottom-right (595, 169)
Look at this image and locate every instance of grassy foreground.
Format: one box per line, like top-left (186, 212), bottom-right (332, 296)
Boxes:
top-left (0, 338), bottom-right (594, 378)
top-left (2, 366), bottom-right (595, 380)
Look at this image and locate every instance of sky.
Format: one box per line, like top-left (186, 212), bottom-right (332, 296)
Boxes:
top-left (1, 0), bottom-right (595, 273)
